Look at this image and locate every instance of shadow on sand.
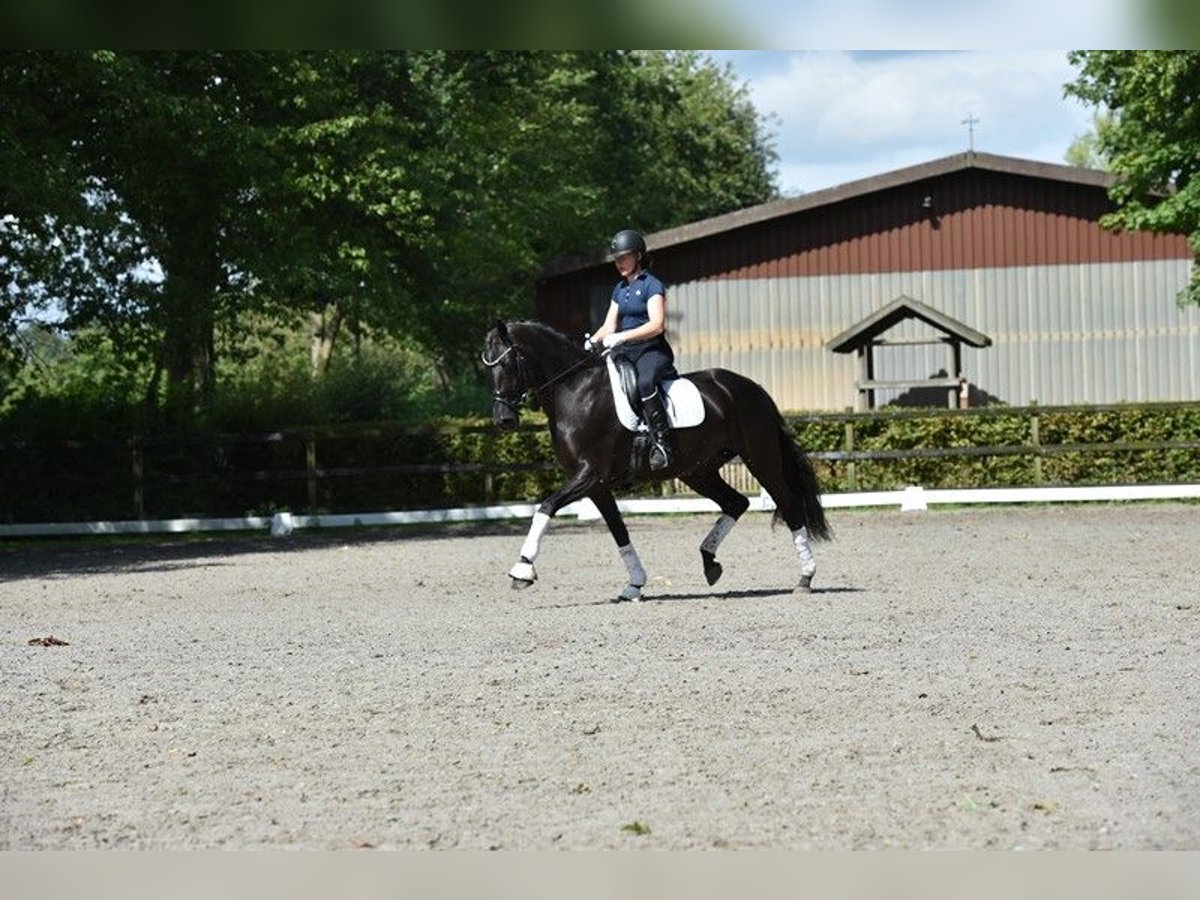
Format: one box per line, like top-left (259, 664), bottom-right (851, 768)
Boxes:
top-left (537, 584), bottom-right (864, 609)
top-left (0, 520), bottom-right (537, 582)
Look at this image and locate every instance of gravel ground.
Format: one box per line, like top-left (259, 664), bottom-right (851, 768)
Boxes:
top-left (1, 503), bottom-right (1197, 849)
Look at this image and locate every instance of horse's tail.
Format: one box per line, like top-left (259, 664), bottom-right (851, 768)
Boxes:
top-left (772, 421), bottom-right (832, 541)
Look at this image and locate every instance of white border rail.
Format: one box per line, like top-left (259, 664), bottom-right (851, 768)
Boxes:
top-left (2, 483), bottom-right (1198, 538)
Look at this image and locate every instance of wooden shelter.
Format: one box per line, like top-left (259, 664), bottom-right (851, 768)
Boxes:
top-left (825, 295), bottom-right (992, 410)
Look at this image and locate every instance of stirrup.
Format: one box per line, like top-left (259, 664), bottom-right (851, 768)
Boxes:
top-left (649, 441), bottom-right (673, 471)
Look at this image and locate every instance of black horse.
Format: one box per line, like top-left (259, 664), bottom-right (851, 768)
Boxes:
top-left (482, 320), bottom-right (831, 600)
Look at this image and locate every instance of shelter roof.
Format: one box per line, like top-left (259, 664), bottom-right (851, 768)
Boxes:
top-left (825, 295), bottom-right (993, 353)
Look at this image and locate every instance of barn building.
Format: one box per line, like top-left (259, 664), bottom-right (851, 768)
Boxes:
top-left (534, 152), bottom-right (1199, 412)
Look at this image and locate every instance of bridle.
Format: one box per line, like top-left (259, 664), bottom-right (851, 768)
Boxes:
top-left (481, 344), bottom-right (529, 414)
top-left (481, 339), bottom-right (604, 414)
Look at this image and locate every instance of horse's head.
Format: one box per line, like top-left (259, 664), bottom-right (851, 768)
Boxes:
top-left (482, 320), bottom-right (525, 430)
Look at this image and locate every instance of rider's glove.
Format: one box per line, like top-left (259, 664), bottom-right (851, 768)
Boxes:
top-left (583, 334), bottom-right (595, 352)
top-left (602, 332), bottom-right (627, 349)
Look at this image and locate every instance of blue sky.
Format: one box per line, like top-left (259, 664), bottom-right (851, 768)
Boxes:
top-left (706, 50), bottom-right (1105, 196)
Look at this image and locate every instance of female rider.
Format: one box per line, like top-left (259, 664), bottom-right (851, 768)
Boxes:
top-left (586, 229), bottom-right (677, 471)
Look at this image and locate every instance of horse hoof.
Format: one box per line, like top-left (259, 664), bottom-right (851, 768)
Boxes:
top-left (701, 551), bottom-right (723, 586)
top-left (797, 574), bottom-right (813, 593)
top-left (613, 584), bottom-right (643, 603)
top-left (508, 560), bottom-right (536, 584)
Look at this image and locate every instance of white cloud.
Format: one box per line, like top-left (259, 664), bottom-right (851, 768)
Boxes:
top-left (715, 51), bottom-right (1099, 195)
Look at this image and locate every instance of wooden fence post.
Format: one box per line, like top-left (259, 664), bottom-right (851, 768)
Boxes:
top-left (1030, 413), bottom-right (1043, 485)
top-left (131, 438), bottom-right (144, 519)
top-left (306, 433), bottom-right (318, 513)
top-left (844, 416), bottom-right (858, 492)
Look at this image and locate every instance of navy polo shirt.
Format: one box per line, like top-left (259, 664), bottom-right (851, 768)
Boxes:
top-left (612, 270), bottom-right (667, 332)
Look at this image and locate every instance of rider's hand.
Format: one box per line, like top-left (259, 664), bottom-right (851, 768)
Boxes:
top-left (602, 332), bottom-right (626, 349)
top-left (583, 334), bottom-right (595, 352)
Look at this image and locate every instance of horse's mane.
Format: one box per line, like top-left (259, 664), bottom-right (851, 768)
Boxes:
top-left (508, 320), bottom-right (590, 364)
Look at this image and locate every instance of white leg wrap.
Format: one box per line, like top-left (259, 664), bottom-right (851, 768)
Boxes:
top-left (519, 511), bottom-right (552, 563)
top-left (792, 526), bottom-right (816, 577)
top-left (618, 544), bottom-right (647, 587)
top-left (508, 560), bottom-right (536, 582)
top-left (700, 513), bottom-right (737, 555)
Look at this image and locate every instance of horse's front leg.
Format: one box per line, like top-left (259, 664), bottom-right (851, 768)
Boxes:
top-left (508, 467), bottom-right (600, 589)
top-left (589, 487), bottom-right (646, 603)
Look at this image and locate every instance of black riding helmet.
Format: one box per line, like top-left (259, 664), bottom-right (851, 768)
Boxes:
top-left (607, 229), bottom-right (647, 261)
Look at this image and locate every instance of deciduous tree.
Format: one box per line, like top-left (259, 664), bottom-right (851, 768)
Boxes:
top-left (2, 51), bottom-right (777, 428)
top-left (1065, 51), bottom-right (1200, 306)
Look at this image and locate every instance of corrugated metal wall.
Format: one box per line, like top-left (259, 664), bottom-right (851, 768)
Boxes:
top-left (669, 259), bottom-right (1198, 411)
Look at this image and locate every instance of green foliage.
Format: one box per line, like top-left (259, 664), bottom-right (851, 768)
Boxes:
top-left (1038, 405), bottom-right (1200, 485)
top-left (0, 326), bottom-right (153, 438)
top-left (589, 51), bottom-right (777, 230)
top-left (1, 318), bottom-right (492, 441)
top-left (212, 322), bottom-right (490, 432)
top-left (1063, 110), bottom-right (1116, 170)
top-left (794, 409), bottom-right (1039, 491)
top-left (1065, 51), bottom-right (1200, 305)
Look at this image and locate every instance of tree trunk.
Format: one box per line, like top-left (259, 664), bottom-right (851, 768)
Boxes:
top-left (160, 280), bottom-right (215, 429)
top-left (432, 351), bottom-right (453, 394)
top-left (309, 299), bottom-right (344, 378)
top-left (158, 203), bottom-right (220, 430)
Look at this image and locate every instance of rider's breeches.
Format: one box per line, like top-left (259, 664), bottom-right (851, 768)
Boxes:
top-left (629, 343), bottom-right (677, 399)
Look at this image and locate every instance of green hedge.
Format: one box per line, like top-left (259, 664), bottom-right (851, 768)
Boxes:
top-left (790, 403), bottom-right (1200, 493)
top-left (2, 403), bottom-right (1199, 523)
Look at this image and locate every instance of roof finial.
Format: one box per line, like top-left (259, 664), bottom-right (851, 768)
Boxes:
top-left (961, 112), bottom-right (980, 153)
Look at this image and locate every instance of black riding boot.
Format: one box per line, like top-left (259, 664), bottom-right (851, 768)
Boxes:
top-left (641, 392), bottom-right (675, 471)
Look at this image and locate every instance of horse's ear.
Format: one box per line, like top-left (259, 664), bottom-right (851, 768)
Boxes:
top-left (495, 320), bottom-right (511, 344)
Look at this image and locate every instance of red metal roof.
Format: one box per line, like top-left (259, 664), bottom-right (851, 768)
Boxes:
top-left (540, 151), bottom-right (1123, 280)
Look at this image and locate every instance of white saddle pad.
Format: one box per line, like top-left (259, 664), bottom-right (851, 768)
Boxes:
top-left (606, 356), bottom-right (706, 432)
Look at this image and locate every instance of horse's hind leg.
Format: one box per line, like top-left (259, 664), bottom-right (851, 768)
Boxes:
top-left (589, 487), bottom-right (647, 602)
top-left (790, 527), bottom-right (817, 592)
top-left (741, 433), bottom-right (818, 593)
top-left (681, 468), bottom-right (750, 586)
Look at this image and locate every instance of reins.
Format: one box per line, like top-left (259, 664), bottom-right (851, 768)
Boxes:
top-left (481, 341), bottom-right (605, 409)
top-left (530, 350), bottom-right (606, 393)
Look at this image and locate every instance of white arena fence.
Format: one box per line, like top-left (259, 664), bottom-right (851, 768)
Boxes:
top-left (3, 483), bottom-right (1199, 538)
